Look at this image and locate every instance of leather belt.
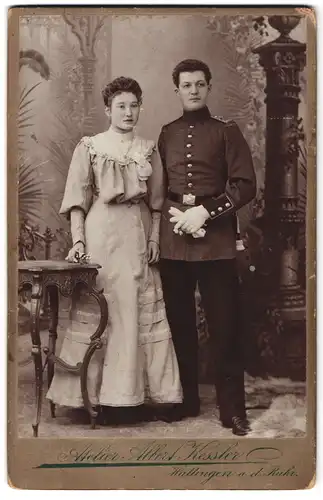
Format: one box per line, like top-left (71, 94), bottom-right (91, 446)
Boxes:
top-left (167, 191), bottom-right (213, 206)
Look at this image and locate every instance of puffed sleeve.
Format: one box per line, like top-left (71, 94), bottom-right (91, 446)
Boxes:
top-left (146, 145), bottom-right (166, 212)
top-left (59, 138), bottom-right (93, 219)
top-left (202, 121), bottom-right (257, 220)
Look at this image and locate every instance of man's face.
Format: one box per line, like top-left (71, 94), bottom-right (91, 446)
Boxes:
top-left (176, 71), bottom-right (211, 111)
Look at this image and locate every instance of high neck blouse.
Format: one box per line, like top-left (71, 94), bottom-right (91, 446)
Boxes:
top-left (59, 128), bottom-right (161, 217)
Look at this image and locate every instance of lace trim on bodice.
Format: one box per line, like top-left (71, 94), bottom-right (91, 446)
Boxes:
top-left (80, 135), bottom-right (155, 181)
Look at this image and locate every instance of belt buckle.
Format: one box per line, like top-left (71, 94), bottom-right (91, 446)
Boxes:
top-left (183, 193), bottom-right (196, 206)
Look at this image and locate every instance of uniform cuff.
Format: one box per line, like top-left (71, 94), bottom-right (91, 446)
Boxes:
top-left (202, 194), bottom-right (235, 220)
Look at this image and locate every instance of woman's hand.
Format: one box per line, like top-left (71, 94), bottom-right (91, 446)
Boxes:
top-left (65, 241), bottom-right (86, 263)
top-left (147, 240), bottom-right (160, 265)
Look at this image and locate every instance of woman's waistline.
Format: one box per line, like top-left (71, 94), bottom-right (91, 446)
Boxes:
top-left (92, 194), bottom-right (148, 207)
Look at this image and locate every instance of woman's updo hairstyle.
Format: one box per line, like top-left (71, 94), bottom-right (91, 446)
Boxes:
top-left (102, 76), bottom-right (143, 107)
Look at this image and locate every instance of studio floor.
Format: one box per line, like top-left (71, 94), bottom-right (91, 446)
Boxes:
top-left (16, 328), bottom-right (306, 439)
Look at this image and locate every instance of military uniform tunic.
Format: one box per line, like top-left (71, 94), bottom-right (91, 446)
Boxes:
top-left (158, 106), bottom-right (256, 261)
top-left (158, 106), bottom-right (257, 423)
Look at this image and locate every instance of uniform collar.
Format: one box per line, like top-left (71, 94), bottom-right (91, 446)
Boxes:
top-left (182, 106), bottom-right (211, 123)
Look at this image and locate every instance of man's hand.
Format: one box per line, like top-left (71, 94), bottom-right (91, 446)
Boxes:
top-left (169, 205), bottom-right (210, 234)
top-left (147, 240), bottom-right (160, 265)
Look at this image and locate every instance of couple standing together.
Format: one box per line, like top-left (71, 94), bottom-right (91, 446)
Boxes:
top-left (47, 59), bottom-right (257, 436)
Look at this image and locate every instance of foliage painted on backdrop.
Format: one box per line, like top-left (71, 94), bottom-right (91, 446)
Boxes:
top-left (18, 50), bottom-right (50, 223)
top-left (19, 16), bottom-right (108, 258)
top-left (19, 49), bottom-right (50, 79)
top-left (41, 21), bottom-right (108, 256)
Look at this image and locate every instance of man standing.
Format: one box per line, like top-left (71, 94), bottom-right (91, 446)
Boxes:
top-left (158, 59), bottom-right (256, 436)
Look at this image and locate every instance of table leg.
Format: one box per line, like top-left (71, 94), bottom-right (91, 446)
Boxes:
top-left (80, 286), bottom-right (108, 429)
top-left (47, 286), bottom-right (59, 418)
top-left (30, 274), bottom-right (43, 438)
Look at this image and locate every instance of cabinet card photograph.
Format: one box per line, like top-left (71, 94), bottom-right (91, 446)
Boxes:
top-left (7, 5), bottom-right (316, 490)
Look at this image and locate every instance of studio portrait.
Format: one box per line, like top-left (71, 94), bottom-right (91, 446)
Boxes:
top-left (15, 10), bottom-right (309, 442)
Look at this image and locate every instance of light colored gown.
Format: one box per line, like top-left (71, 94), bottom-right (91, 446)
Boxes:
top-left (46, 128), bottom-right (183, 408)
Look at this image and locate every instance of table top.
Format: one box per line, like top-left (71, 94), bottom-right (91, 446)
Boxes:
top-left (18, 260), bottom-right (102, 273)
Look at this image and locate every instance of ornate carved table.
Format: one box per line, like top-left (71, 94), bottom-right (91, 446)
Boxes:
top-left (18, 260), bottom-right (108, 437)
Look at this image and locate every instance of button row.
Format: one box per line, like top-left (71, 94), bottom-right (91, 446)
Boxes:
top-left (210, 203), bottom-right (232, 216)
top-left (187, 125), bottom-right (193, 157)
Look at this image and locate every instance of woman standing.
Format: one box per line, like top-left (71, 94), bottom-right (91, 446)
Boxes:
top-left (46, 77), bottom-right (183, 424)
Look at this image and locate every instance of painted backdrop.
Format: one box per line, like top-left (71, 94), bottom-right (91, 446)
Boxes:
top-left (18, 13), bottom-right (308, 381)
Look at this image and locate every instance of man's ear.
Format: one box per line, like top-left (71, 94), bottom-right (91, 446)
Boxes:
top-left (208, 83), bottom-right (212, 92)
top-left (174, 88), bottom-right (179, 95)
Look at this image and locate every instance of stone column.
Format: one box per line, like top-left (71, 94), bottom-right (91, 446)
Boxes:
top-left (253, 15), bottom-right (306, 322)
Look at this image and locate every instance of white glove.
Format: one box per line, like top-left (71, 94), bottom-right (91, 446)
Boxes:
top-left (169, 206), bottom-right (208, 238)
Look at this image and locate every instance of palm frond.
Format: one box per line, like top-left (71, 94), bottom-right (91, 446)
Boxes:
top-left (19, 49), bottom-right (50, 80)
top-left (19, 99), bottom-right (36, 114)
top-left (18, 157), bottom-right (47, 223)
top-left (44, 139), bottom-right (80, 177)
top-left (216, 38), bottom-right (254, 125)
top-left (17, 120), bottom-right (35, 129)
top-left (298, 147), bottom-right (307, 181)
top-left (19, 83), bottom-right (42, 106)
top-left (18, 83), bottom-right (42, 148)
top-left (298, 139), bottom-right (307, 222)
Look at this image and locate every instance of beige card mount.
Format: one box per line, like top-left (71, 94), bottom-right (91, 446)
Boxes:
top-left (7, 6), bottom-right (316, 490)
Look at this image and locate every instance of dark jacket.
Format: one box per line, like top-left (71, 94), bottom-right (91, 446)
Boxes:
top-left (158, 106), bottom-right (257, 261)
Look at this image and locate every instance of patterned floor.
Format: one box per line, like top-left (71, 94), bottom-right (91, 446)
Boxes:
top-left (17, 329), bottom-right (306, 439)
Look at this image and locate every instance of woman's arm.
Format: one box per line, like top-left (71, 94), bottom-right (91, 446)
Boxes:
top-left (70, 207), bottom-right (85, 247)
top-left (146, 148), bottom-right (166, 245)
top-left (65, 207), bottom-right (86, 262)
top-left (60, 138), bottom-right (93, 220)
top-left (60, 138), bottom-right (93, 261)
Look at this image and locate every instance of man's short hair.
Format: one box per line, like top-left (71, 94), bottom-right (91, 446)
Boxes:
top-left (172, 59), bottom-right (212, 87)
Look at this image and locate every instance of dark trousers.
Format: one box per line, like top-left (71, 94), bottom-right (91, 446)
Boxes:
top-left (159, 258), bottom-right (246, 423)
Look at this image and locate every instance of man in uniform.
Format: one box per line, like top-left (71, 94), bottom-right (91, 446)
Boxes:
top-left (158, 59), bottom-right (257, 436)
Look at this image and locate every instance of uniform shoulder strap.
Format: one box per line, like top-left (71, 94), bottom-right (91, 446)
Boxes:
top-left (211, 115), bottom-right (232, 124)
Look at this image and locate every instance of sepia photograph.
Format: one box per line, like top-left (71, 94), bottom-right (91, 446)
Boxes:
top-left (8, 5), bottom-right (316, 490)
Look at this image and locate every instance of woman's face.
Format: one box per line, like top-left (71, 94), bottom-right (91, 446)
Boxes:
top-left (106, 92), bottom-right (140, 132)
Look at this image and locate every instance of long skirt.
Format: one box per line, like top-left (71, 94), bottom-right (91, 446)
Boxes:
top-left (46, 199), bottom-right (183, 407)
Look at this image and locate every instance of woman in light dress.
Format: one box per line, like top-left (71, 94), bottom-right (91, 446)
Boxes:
top-left (46, 77), bottom-right (183, 424)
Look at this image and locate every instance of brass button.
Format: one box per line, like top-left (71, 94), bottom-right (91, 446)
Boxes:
top-left (187, 163), bottom-right (192, 167)
top-left (211, 211), bottom-right (215, 216)
top-left (189, 125), bottom-right (194, 129)
top-left (187, 153), bottom-right (192, 158)
top-left (188, 134), bottom-right (193, 138)
top-left (186, 144), bottom-right (192, 148)
top-left (188, 183), bottom-right (193, 188)
top-left (225, 202), bottom-right (231, 208)
top-left (218, 207), bottom-right (223, 212)
top-left (188, 172), bottom-right (192, 177)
